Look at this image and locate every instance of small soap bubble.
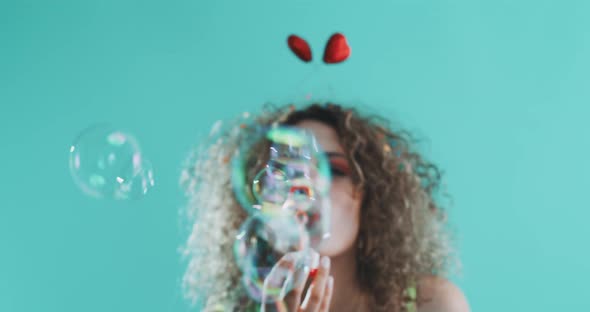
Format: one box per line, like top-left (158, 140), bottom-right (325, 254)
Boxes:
top-left (69, 124), bottom-right (154, 200)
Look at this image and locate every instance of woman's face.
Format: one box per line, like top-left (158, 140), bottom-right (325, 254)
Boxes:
top-left (295, 120), bottom-right (362, 257)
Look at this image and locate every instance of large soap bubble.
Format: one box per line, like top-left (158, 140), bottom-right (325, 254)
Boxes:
top-left (233, 215), bottom-right (318, 306)
top-left (230, 124), bottom-right (332, 308)
top-left (231, 125), bottom-right (332, 248)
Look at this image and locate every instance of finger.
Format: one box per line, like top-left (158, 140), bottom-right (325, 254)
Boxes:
top-left (300, 256), bottom-right (330, 312)
top-left (263, 253), bottom-right (297, 306)
top-left (317, 276), bottom-right (333, 312)
top-left (318, 276), bottom-right (334, 312)
top-left (287, 250), bottom-right (318, 312)
top-left (283, 266), bottom-right (308, 311)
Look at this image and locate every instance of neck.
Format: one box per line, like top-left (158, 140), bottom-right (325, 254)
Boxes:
top-left (325, 247), bottom-right (368, 312)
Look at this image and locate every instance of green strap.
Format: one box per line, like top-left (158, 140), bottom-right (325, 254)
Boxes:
top-left (404, 281), bottom-right (418, 312)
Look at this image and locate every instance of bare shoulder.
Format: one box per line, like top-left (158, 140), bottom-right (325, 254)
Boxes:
top-left (416, 275), bottom-right (470, 312)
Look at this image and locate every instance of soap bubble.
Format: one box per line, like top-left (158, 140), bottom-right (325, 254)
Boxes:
top-left (230, 124), bottom-right (331, 306)
top-left (231, 125), bottom-right (332, 248)
top-left (233, 215), bottom-right (318, 305)
top-left (69, 124), bottom-right (154, 200)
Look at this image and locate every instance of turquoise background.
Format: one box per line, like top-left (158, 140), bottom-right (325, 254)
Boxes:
top-left (1, 0), bottom-right (589, 311)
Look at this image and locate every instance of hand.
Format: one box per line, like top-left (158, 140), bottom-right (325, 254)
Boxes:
top-left (283, 255), bottom-right (334, 312)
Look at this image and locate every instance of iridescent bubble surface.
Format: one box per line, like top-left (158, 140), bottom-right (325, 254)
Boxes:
top-left (231, 124), bottom-right (331, 307)
top-left (231, 125), bottom-right (332, 248)
top-left (233, 215), bottom-right (316, 305)
top-left (69, 124), bottom-right (154, 200)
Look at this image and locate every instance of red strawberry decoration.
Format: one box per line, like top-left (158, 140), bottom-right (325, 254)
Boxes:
top-left (287, 34), bottom-right (312, 62)
top-left (323, 33), bottom-right (351, 64)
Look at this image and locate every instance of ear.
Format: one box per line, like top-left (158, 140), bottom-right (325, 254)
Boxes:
top-left (287, 34), bottom-right (313, 63)
top-left (323, 33), bottom-right (351, 64)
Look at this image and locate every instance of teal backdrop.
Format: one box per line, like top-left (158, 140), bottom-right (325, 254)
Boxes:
top-left (1, 0), bottom-right (589, 311)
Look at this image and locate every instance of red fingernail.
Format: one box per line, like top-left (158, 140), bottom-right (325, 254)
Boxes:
top-left (308, 268), bottom-right (318, 279)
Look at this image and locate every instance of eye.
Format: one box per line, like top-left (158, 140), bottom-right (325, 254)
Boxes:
top-left (295, 189), bottom-right (307, 195)
top-left (330, 166), bottom-right (347, 177)
top-left (328, 156), bottom-right (351, 177)
top-left (290, 185), bottom-right (311, 197)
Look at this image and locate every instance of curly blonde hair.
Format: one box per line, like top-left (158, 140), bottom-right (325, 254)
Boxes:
top-left (180, 103), bottom-right (456, 312)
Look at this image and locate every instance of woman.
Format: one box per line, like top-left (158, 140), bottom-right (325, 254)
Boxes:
top-left (181, 103), bottom-right (470, 312)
